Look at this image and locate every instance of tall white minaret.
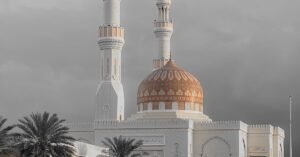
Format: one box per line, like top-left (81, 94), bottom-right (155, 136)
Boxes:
top-left (96, 0), bottom-right (125, 121)
top-left (153, 0), bottom-right (173, 69)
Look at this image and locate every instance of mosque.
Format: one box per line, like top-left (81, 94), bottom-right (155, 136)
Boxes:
top-left (68, 0), bottom-right (285, 156)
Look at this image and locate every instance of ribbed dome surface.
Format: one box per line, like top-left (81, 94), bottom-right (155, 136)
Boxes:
top-left (137, 60), bottom-right (203, 112)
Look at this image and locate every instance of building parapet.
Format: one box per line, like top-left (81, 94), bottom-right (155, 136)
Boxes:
top-left (94, 119), bottom-right (191, 130)
top-left (65, 122), bottom-right (94, 132)
top-left (248, 124), bottom-right (274, 134)
top-left (194, 121), bottom-right (248, 132)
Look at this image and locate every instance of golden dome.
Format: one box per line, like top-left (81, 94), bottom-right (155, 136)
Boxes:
top-left (137, 60), bottom-right (203, 112)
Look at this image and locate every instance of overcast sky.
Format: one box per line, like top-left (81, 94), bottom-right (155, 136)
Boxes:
top-left (0, 0), bottom-right (299, 156)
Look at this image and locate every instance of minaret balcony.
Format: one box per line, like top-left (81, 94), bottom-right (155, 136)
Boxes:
top-left (98, 26), bottom-right (125, 50)
top-left (157, 0), bottom-right (171, 5)
top-left (99, 26), bottom-right (124, 38)
top-left (154, 21), bottom-right (173, 35)
top-left (154, 21), bottom-right (173, 28)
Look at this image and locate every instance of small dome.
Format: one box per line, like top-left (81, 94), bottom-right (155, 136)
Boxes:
top-left (137, 60), bottom-right (203, 112)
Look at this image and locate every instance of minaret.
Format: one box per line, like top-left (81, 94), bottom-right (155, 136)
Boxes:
top-left (153, 0), bottom-right (173, 69)
top-left (96, 0), bottom-right (125, 121)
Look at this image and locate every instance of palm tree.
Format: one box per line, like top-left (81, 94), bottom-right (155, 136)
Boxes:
top-left (102, 136), bottom-right (143, 157)
top-left (0, 117), bottom-right (15, 155)
top-left (14, 112), bottom-right (75, 157)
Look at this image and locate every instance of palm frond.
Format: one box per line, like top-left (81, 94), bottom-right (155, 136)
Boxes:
top-left (16, 112), bottom-right (75, 157)
top-left (102, 136), bottom-right (143, 157)
top-left (0, 117), bottom-right (15, 155)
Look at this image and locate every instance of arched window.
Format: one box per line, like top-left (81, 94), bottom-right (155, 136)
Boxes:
top-left (201, 136), bottom-right (231, 157)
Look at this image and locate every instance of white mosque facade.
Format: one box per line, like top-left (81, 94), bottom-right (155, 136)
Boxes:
top-left (68, 0), bottom-right (285, 157)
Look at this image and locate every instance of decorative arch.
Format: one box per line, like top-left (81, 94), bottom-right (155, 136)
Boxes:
top-left (200, 136), bottom-right (232, 157)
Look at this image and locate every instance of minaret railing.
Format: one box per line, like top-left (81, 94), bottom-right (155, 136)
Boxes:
top-left (99, 26), bottom-right (124, 38)
top-left (154, 21), bottom-right (173, 28)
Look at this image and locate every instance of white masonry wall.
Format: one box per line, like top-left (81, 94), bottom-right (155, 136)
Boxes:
top-left (273, 127), bottom-right (285, 157)
top-left (247, 125), bottom-right (285, 157)
top-left (193, 121), bottom-right (248, 157)
top-left (94, 119), bottom-right (192, 157)
top-left (66, 122), bottom-right (95, 144)
top-left (67, 120), bottom-right (284, 157)
top-left (73, 141), bottom-right (108, 157)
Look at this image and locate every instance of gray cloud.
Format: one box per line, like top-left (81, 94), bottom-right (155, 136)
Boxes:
top-left (0, 0), bottom-right (299, 156)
